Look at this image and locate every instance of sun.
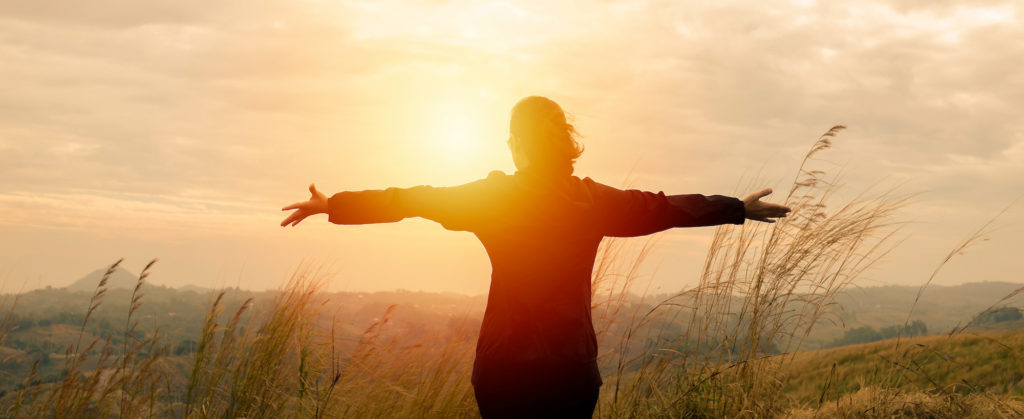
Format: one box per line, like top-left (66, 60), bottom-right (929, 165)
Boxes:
top-left (424, 102), bottom-right (487, 162)
top-left (404, 95), bottom-right (509, 181)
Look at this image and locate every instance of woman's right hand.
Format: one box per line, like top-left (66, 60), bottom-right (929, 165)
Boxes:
top-left (281, 184), bottom-right (328, 227)
top-left (742, 188), bottom-right (791, 223)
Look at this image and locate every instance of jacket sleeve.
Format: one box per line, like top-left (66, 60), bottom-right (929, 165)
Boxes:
top-left (584, 178), bottom-right (745, 238)
top-left (325, 172), bottom-right (502, 232)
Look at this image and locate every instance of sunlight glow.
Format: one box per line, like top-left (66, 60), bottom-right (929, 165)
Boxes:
top-left (424, 102), bottom-right (487, 163)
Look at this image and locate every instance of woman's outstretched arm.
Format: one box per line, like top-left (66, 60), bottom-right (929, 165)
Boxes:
top-left (280, 174), bottom-right (501, 230)
top-left (279, 183), bottom-right (411, 227)
top-left (587, 179), bottom-right (791, 237)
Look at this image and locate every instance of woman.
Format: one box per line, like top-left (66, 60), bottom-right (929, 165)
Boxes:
top-left (281, 96), bottom-right (790, 418)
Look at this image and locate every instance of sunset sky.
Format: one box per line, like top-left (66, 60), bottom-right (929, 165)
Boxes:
top-left (1, 0), bottom-right (1021, 294)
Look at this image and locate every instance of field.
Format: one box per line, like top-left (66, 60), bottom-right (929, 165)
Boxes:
top-left (3, 274), bottom-right (1023, 418)
top-left (1, 127), bottom-right (1023, 418)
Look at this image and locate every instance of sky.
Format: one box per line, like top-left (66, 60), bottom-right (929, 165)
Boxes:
top-left (0, 0), bottom-right (1021, 294)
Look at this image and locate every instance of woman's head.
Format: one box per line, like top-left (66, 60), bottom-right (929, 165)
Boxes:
top-left (508, 96), bottom-right (583, 176)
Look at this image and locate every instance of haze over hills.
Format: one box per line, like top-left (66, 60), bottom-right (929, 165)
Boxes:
top-left (837, 281), bottom-right (1024, 328)
top-left (48, 266), bottom-right (1024, 334)
top-left (21, 265), bottom-right (1024, 351)
top-left (50, 263), bottom-right (1023, 307)
top-left (62, 266), bottom-right (212, 293)
top-left (810, 281), bottom-right (1024, 347)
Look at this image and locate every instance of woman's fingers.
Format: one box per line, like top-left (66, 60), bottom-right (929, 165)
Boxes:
top-left (743, 188), bottom-right (774, 204)
top-left (746, 188), bottom-right (772, 201)
top-left (280, 209), bottom-right (308, 227)
top-left (746, 200), bottom-right (792, 223)
top-left (771, 204), bottom-right (791, 216)
top-left (282, 201), bottom-right (305, 211)
top-left (761, 202), bottom-right (791, 216)
top-left (281, 212), bottom-right (297, 226)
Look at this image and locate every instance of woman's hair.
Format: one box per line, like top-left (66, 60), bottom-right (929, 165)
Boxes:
top-left (509, 96), bottom-right (584, 175)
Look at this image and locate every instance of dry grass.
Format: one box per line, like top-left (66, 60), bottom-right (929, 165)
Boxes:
top-left (592, 126), bottom-right (914, 417)
top-left (179, 267), bottom-right (323, 418)
top-left (3, 258), bottom-right (169, 418)
top-left (1, 261), bottom-right (481, 418)
top-left (788, 386), bottom-right (1024, 419)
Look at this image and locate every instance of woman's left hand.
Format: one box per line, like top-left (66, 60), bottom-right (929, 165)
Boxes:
top-left (281, 184), bottom-right (328, 227)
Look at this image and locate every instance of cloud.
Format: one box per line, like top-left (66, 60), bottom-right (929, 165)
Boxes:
top-left (0, 0), bottom-right (1021, 290)
top-left (0, 189), bottom-right (274, 238)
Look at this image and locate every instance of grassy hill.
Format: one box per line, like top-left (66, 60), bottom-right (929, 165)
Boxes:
top-left (784, 329), bottom-right (1024, 405)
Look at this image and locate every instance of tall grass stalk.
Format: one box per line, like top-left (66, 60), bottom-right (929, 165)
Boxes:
top-left (181, 267), bottom-right (323, 418)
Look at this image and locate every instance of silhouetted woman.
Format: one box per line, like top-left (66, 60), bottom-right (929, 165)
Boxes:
top-left (281, 96), bottom-right (790, 418)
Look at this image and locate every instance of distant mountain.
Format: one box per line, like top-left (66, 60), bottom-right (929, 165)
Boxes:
top-left (179, 284), bottom-right (214, 293)
top-left (63, 267), bottom-right (220, 294)
top-left (65, 267), bottom-right (141, 293)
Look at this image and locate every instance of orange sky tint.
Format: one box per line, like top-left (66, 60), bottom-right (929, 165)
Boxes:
top-left (0, 0), bottom-right (1022, 293)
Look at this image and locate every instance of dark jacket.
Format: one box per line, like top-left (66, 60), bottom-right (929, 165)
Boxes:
top-left (326, 169), bottom-right (745, 391)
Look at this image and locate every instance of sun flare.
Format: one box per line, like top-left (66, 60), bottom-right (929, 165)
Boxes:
top-left (425, 102), bottom-right (487, 162)
top-left (411, 101), bottom-right (499, 176)
top-left (396, 93), bottom-right (511, 182)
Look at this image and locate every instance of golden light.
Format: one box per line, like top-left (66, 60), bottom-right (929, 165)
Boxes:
top-left (423, 101), bottom-right (488, 163)
top-left (395, 91), bottom-right (512, 182)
